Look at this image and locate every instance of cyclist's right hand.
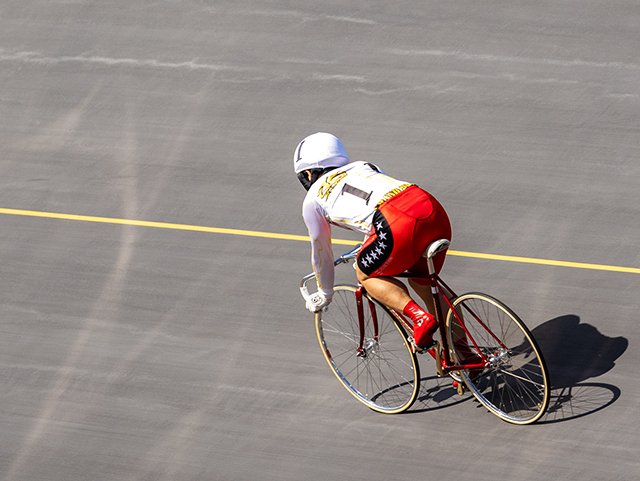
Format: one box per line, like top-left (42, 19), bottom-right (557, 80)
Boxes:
top-left (306, 292), bottom-right (333, 313)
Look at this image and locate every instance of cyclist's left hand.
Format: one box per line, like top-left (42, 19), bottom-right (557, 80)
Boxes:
top-left (306, 292), bottom-right (333, 313)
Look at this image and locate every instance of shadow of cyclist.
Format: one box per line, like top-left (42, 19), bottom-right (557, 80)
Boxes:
top-left (531, 315), bottom-right (628, 423)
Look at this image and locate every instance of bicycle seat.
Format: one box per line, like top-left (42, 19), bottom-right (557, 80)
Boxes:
top-left (423, 239), bottom-right (450, 259)
top-left (423, 239), bottom-right (450, 275)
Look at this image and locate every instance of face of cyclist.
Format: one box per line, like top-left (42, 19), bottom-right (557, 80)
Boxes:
top-left (297, 169), bottom-right (315, 191)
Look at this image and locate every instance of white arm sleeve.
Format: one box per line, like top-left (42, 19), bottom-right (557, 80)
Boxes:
top-left (302, 197), bottom-right (335, 297)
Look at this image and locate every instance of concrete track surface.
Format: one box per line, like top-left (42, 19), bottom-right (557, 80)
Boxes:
top-left (1, 1), bottom-right (639, 480)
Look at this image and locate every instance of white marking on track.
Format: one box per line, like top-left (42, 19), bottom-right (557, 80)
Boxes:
top-left (0, 50), bottom-right (243, 72)
top-left (314, 74), bottom-right (367, 83)
top-left (228, 9), bottom-right (377, 24)
top-left (387, 48), bottom-right (640, 71)
top-left (324, 15), bottom-right (377, 25)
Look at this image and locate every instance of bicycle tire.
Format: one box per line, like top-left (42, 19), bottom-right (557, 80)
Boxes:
top-left (445, 293), bottom-right (550, 424)
top-left (315, 285), bottom-right (420, 414)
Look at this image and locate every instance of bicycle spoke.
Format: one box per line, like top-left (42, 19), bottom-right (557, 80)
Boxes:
top-left (497, 367), bottom-right (547, 388)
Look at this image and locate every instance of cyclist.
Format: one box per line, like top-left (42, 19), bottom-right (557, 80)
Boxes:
top-left (295, 132), bottom-right (452, 348)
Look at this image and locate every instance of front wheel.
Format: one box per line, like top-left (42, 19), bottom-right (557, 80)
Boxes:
top-left (316, 285), bottom-right (420, 414)
top-left (446, 293), bottom-right (550, 424)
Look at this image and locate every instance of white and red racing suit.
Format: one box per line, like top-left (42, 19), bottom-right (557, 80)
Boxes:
top-left (302, 161), bottom-right (451, 296)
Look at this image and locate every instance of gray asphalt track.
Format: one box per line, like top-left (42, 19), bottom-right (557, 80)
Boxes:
top-left (1, 1), bottom-right (639, 480)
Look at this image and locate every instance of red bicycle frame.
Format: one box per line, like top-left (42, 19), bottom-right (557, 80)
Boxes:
top-left (356, 271), bottom-right (492, 375)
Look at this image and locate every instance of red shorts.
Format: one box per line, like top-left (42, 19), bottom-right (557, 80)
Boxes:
top-left (357, 186), bottom-right (451, 282)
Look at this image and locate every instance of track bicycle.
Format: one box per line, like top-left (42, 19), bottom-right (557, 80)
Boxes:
top-left (300, 239), bottom-right (550, 424)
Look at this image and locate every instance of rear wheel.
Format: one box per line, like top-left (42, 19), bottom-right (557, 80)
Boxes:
top-left (316, 285), bottom-right (420, 414)
top-left (446, 293), bottom-right (550, 424)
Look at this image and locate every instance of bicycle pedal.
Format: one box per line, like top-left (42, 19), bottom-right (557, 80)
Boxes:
top-left (453, 380), bottom-right (467, 396)
top-left (410, 337), bottom-right (437, 354)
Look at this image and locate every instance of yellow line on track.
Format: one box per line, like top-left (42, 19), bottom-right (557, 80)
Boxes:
top-left (1, 207), bottom-right (639, 274)
top-left (447, 250), bottom-right (640, 274)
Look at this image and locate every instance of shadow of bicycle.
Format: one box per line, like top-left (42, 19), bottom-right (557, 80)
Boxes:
top-left (532, 314), bottom-right (628, 424)
top-left (411, 339), bottom-right (472, 413)
top-left (411, 372), bottom-right (469, 413)
top-left (410, 315), bottom-right (627, 420)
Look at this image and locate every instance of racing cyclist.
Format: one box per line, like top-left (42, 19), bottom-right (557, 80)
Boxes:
top-left (295, 132), bottom-right (452, 349)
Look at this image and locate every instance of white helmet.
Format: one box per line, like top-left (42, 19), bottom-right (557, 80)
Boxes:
top-left (293, 132), bottom-right (349, 173)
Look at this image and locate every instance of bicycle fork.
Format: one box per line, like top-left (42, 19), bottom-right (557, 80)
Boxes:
top-left (355, 285), bottom-right (379, 358)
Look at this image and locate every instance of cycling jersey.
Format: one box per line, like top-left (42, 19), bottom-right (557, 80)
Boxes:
top-left (302, 161), bottom-right (450, 295)
top-left (303, 161), bottom-right (412, 233)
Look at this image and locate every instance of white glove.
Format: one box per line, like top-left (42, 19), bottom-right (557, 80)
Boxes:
top-left (306, 292), bottom-right (333, 313)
